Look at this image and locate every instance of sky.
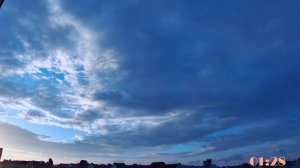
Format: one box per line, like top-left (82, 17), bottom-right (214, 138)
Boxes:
top-left (0, 0), bottom-right (300, 166)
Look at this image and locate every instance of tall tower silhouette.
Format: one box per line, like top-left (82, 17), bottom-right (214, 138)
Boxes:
top-left (0, 148), bottom-right (3, 161)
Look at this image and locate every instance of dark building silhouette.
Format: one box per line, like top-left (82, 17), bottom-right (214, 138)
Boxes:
top-left (1, 157), bottom-right (300, 168)
top-left (56, 163), bottom-right (73, 168)
top-left (145, 162), bottom-right (179, 168)
top-left (286, 159), bottom-right (300, 167)
top-left (48, 158), bottom-right (54, 166)
top-left (77, 160), bottom-right (89, 168)
top-left (0, 160), bottom-right (46, 168)
top-left (112, 163), bottom-right (128, 168)
top-left (150, 162), bottom-right (167, 168)
top-left (203, 159), bottom-right (212, 167)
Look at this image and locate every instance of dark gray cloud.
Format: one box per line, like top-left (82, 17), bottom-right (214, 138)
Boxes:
top-left (80, 112), bottom-right (234, 147)
top-left (58, 0), bottom-right (300, 159)
top-left (59, 0), bottom-right (300, 117)
top-left (75, 109), bottom-right (104, 122)
top-left (204, 120), bottom-right (300, 154)
top-left (25, 110), bottom-right (45, 118)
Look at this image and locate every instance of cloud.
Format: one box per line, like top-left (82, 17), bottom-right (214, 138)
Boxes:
top-left (0, 0), bottom-right (74, 75)
top-left (75, 109), bottom-right (103, 122)
top-left (57, 0), bottom-right (300, 152)
top-left (79, 112), bottom-right (234, 148)
top-left (25, 110), bottom-right (45, 118)
top-left (0, 122), bottom-right (184, 164)
top-left (205, 120), bottom-right (300, 153)
top-left (61, 0), bottom-right (300, 118)
top-left (0, 0), bottom-right (300, 164)
top-left (0, 121), bottom-right (116, 162)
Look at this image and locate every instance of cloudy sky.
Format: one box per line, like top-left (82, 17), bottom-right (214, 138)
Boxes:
top-left (0, 0), bottom-right (300, 165)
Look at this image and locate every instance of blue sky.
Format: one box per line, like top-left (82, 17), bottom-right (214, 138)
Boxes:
top-left (0, 0), bottom-right (300, 165)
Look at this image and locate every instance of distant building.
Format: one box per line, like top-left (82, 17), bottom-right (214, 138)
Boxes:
top-left (77, 160), bottom-right (89, 168)
top-left (112, 163), bottom-right (128, 168)
top-left (149, 162), bottom-right (167, 168)
top-left (146, 162), bottom-right (182, 168)
top-left (0, 160), bottom-right (46, 168)
top-left (56, 163), bottom-right (74, 168)
top-left (286, 158), bottom-right (300, 167)
top-left (176, 164), bottom-right (198, 168)
top-left (203, 159), bottom-right (212, 167)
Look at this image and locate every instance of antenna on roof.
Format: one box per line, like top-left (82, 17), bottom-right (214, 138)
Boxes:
top-left (0, 0), bottom-right (5, 8)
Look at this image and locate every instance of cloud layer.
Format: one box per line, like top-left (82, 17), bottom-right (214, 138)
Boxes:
top-left (0, 0), bottom-right (300, 165)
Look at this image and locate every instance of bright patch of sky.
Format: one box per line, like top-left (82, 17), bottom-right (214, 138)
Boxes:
top-left (0, 116), bottom-right (85, 143)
